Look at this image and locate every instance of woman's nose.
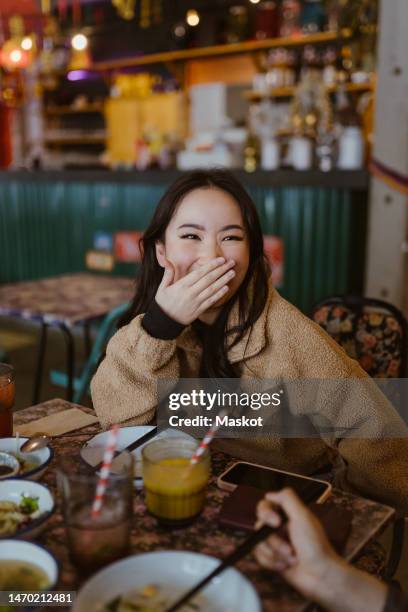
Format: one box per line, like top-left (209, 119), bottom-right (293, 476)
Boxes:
top-left (198, 241), bottom-right (223, 263)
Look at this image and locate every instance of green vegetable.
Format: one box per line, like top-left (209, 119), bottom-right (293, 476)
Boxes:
top-left (19, 495), bottom-right (39, 515)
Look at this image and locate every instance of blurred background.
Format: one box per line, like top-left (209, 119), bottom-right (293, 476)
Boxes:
top-left (0, 0), bottom-right (407, 410)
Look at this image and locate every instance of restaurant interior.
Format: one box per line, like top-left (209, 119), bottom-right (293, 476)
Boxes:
top-left (0, 0), bottom-right (408, 610)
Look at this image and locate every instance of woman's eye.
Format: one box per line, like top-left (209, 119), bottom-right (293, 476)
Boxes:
top-left (222, 235), bottom-right (243, 241)
top-left (180, 233), bottom-right (200, 240)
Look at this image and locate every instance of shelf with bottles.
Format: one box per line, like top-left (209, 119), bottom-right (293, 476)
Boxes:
top-left (244, 72), bottom-right (372, 174)
top-left (44, 132), bottom-right (106, 146)
top-left (91, 30), bottom-right (352, 72)
top-left (43, 102), bottom-right (105, 116)
top-left (244, 80), bottom-right (374, 101)
top-left (88, 0), bottom-right (377, 74)
top-left (41, 77), bottom-right (109, 158)
top-left (38, 68), bottom-right (69, 80)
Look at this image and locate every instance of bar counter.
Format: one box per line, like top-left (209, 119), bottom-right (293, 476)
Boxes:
top-left (0, 169), bottom-right (369, 314)
top-left (0, 169), bottom-right (369, 188)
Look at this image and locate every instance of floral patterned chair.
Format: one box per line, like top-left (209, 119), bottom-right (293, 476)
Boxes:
top-left (311, 296), bottom-right (407, 378)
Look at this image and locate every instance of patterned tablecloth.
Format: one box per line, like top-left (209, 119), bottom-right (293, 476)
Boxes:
top-left (0, 273), bottom-right (134, 327)
top-left (13, 399), bottom-right (395, 612)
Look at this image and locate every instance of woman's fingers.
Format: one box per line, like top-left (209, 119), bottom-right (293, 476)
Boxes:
top-left (184, 257), bottom-right (225, 286)
top-left (183, 257), bottom-right (232, 287)
top-left (159, 259), bottom-right (175, 289)
top-left (196, 285), bottom-right (229, 314)
top-left (189, 259), bottom-right (235, 294)
top-left (155, 256), bottom-right (236, 324)
top-left (197, 268), bottom-right (235, 302)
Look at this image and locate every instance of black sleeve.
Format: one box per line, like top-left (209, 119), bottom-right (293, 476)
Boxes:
top-left (142, 300), bottom-right (186, 340)
top-left (383, 586), bottom-right (408, 612)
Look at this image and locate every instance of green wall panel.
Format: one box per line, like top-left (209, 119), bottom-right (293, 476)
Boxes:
top-left (0, 179), bottom-right (367, 314)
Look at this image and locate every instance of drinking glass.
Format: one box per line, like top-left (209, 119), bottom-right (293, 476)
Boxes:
top-left (0, 364), bottom-right (15, 437)
top-left (57, 450), bottom-right (134, 576)
top-left (142, 438), bottom-right (210, 527)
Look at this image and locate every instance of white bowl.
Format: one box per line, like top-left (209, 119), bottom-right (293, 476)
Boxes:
top-left (0, 539), bottom-right (59, 590)
top-left (81, 426), bottom-right (195, 486)
top-left (0, 479), bottom-right (55, 540)
top-left (0, 438), bottom-right (53, 481)
top-left (73, 550), bottom-right (261, 612)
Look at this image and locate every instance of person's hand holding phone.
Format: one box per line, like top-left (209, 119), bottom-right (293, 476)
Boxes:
top-left (155, 256), bottom-right (235, 325)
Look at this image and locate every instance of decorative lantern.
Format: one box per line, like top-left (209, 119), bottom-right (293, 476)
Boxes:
top-left (0, 41), bottom-right (30, 70)
top-left (0, 16), bottom-right (35, 71)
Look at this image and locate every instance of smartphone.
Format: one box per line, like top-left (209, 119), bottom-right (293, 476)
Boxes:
top-left (217, 461), bottom-right (332, 503)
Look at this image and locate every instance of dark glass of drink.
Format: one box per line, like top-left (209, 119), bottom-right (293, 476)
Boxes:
top-left (57, 450), bottom-right (134, 576)
top-left (0, 364), bottom-right (15, 438)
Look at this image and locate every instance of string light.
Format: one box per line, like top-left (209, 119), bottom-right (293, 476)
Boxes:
top-left (174, 23), bottom-right (187, 38)
top-left (21, 36), bottom-right (33, 51)
top-left (10, 49), bottom-right (23, 64)
top-left (71, 33), bottom-right (88, 51)
top-left (186, 9), bottom-right (200, 27)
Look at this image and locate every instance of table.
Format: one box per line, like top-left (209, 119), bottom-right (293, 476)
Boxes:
top-left (0, 273), bottom-right (134, 403)
top-left (13, 399), bottom-right (395, 612)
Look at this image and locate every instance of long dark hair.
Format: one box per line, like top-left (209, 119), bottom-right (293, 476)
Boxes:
top-left (120, 169), bottom-right (270, 378)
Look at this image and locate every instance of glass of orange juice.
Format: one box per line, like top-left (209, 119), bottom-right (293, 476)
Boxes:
top-left (0, 364), bottom-right (15, 438)
top-left (142, 438), bottom-right (210, 527)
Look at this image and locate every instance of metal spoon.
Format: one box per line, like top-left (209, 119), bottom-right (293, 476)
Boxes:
top-left (19, 431), bottom-right (94, 453)
top-left (19, 433), bottom-right (51, 453)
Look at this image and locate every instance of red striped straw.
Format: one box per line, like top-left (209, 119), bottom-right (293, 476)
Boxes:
top-left (189, 410), bottom-right (227, 465)
top-left (91, 424), bottom-right (120, 518)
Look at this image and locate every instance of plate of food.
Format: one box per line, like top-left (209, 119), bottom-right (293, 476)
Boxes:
top-left (81, 426), bottom-right (195, 484)
top-left (73, 550), bottom-right (261, 612)
top-left (0, 539), bottom-right (59, 591)
top-left (0, 479), bottom-right (55, 540)
top-left (0, 437), bottom-right (53, 480)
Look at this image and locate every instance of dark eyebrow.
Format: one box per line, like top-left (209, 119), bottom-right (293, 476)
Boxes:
top-left (177, 223), bottom-right (205, 230)
top-left (177, 223), bottom-right (244, 231)
top-left (220, 224), bottom-right (244, 232)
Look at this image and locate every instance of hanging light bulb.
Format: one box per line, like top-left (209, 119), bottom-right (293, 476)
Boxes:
top-left (71, 33), bottom-right (88, 51)
top-left (186, 9), bottom-right (200, 27)
top-left (21, 36), bottom-right (33, 51)
top-left (69, 31), bottom-right (91, 71)
top-left (249, 0), bottom-right (261, 3)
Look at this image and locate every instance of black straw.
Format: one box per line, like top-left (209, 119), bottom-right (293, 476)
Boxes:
top-left (93, 426), bottom-right (158, 472)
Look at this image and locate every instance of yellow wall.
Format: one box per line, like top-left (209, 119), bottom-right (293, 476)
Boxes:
top-left (106, 91), bottom-right (187, 164)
